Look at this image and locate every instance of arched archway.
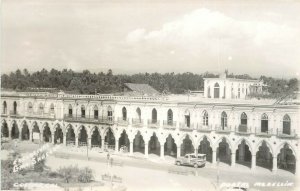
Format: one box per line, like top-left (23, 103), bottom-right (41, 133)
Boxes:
top-left (11, 121), bottom-right (19, 139)
top-left (104, 128), bottom-right (115, 150)
top-left (198, 136), bottom-right (212, 162)
top-left (277, 143), bottom-right (296, 174)
top-left (1, 120), bottom-right (9, 137)
top-left (43, 123), bottom-right (52, 142)
top-left (21, 121), bottom-right (30, 140)
top-left (261, 113), bottom-right (268, 133)
top-left (78, 126), bottom-right (88, 146)
top-left (217, 137), bottom-right (231, 165)
top-left (91, 127), bottom-right (101, 148)
top-left (32, 122), bottom-right (40, 142)
top-left (164, 134), bottom-right (177, 157)
top-left (66, 126), bottom-right (75, 145)
top-left (118, 130), bottom-right (129, 152)
top-left (256, 140), bottom-right (273, 171)
top-left (148, 133), bottom-right (160, 156)
top-left (81, 105), bottom-right (86, 118)
top-left (181, 135), bottom-right (194, 156)
top-left (93, 105), bottom-right (99, 119)
top-left (133, 131), bottom-right (145, 154)
top-left (221, 111), bottom-right (227, 130)
top-left (235, 139), bottom-right (252, 168)
top-left (54, 125), bottom-right (63, 144)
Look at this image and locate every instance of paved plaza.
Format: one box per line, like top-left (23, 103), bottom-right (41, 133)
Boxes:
top-left (2, 141), bottom-right (298, 191)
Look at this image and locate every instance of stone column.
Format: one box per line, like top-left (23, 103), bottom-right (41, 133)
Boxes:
top-left (251, 154), bottom-right (256, 170)
top-left (272, 156), bottom-right (277, 173)
top-left (160, 145), bottom-right (164, 159)
top-left (212, 150), bottom-right (217, 165)
top-left (19, 130), bottom-right (22, 141)
top-left (88, 138), bottom-right (92, 149)
top-left (177, 146), bottom-right (181, 158)
top-left (231, 152), bottom-right (236, 167)
top-left (40, 132), bottom-right (43, 143)
top-left (130, 141), bottom-right (133, 155)
top-left (29, 130), bottom-right (32, 142)
top-left (63, 134), bottom-right (67, 146)
top-left (51, 133), bottom-right (55, 144)
top-left (145, 144), bottom-right (149, 158)
top-left (75, 136), bottom-right (79, 147)
top-left (101, 139), bottom-right (105, 150)
top-left (115, 139), bottom-right (119, 152)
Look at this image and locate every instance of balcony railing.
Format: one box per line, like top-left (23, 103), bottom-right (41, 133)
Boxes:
top-left (179, 123), bottom-right (194, 131)
top-left (195, 124), bottom-right (212, 132)
top-left (26, 112), bottom-right (56, 119)
top-left (255, 127), bottom-right (274, 137)
top-left (235, 125), bottom-right (252, 135)
top-left (163, 120), bottom-right (177, 130)
top-left (117, 117), bottom-right (129, 126)
top-left (132, 118), bottom-right (143, 127)
top-left (147, 119), bottom-right (160, 128)
top-left (215, 125), bottom-right (231, 133)
top-left (7, 111), bottom-right (22, 118)
top-left (64, 114), bottom-right (113, 124)
top-left (277, 129), bottom-right (297, 139)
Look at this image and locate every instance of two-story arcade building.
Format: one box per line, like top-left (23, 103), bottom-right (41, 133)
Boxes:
top-left (1, 77), bottom-right (299, 174)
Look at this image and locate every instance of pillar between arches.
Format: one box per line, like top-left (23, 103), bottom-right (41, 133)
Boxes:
top-left (115, 139), bottom-right (119, 152)
top-left (272, 156), bottom-right (277, 173)
top-left (88, 137), bottom-right (92, 149)
top-left (212, 149), bottom-right (217, 165)
top-left (160, 145), bottom-right (164, 159)
top-left (177, 146), bottom-right (181, 158)
top-left (75, 136), bottom-right (79, 147)
top-left (251, 154), bottom-right (256, 170)
top-left (145, 143), bottom-right (149, 158)
top-left (130, 141), bottom-right (133, 155)
top-left (231, 152), bottom-right (236, 167)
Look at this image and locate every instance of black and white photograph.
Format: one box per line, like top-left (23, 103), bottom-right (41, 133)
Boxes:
top-left (0, 0), bottom-right (299, 190)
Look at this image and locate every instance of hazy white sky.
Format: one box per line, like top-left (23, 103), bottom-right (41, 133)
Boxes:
top-left (1, 0), bottom-right (300, 78)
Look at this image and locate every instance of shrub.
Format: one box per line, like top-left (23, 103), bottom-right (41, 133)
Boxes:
top-left (57, 165), bottom-right (94, 183)
top-left (77, 167), bottom-right (94, 183)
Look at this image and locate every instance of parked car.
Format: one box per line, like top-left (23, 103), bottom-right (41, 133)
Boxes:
top-left (175, 154), bottom-right (206, 168)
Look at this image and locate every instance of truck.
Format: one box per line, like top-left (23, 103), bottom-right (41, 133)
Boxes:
top-left (175, 153), bottom-right (206, 168)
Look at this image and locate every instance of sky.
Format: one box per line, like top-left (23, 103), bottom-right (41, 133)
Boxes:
top-left (1, 0), bottom-right (300, 78)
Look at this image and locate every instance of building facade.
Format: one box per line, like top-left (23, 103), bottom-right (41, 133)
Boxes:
top-left (1, 89), bottom-right (299, 174)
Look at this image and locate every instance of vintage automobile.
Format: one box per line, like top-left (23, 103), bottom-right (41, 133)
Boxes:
top-left (175, 153), bottom-right (206, 168)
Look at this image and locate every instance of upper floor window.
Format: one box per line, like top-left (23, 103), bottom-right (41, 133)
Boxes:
top-left (13, 101), bottom-right (17, 114)
top-left (81, 105), bottom-right (85, 118)
top-left (167, 109), bottom-right (173, 125)
top-left (240, 112), bottom-right (247, 126)
top-left (68, 104), bottom-right (73, 116)
top-left (38, 103), bottom-right (44, 114)
top-left (261, 113), bottom-right (268, 133)
top-left (214, 83), bottom-right (220, 98)
top-left (107, 106), bottom-right (113, 121)
top-left (50, 103), bottom-right (55, 114)
top-left (184, 110), bottom-right (190, 127)
top-left (221, 111), bottom-right (227, 129)
top-left (122, 107), bottom-right (127, 121)
top-left (152, 108), bottom-right (157, 123)
top-left (28, 102), bottom-right (33, 113)
top-left (202, 110), bottom-right (208, 126)
top-left (283, 114), bottom-right (291, 135)
top-left (94, 105), bottom-right (98, 119)
top-left (136, 107), bottom-right (141, 122)
top-left (2, 101), bottom-right (7, 114)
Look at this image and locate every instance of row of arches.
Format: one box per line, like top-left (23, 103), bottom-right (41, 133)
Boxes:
top-left (67, 105), bottom-right (113, 120)
top-left (1, 119), bottom-right (296, 174)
